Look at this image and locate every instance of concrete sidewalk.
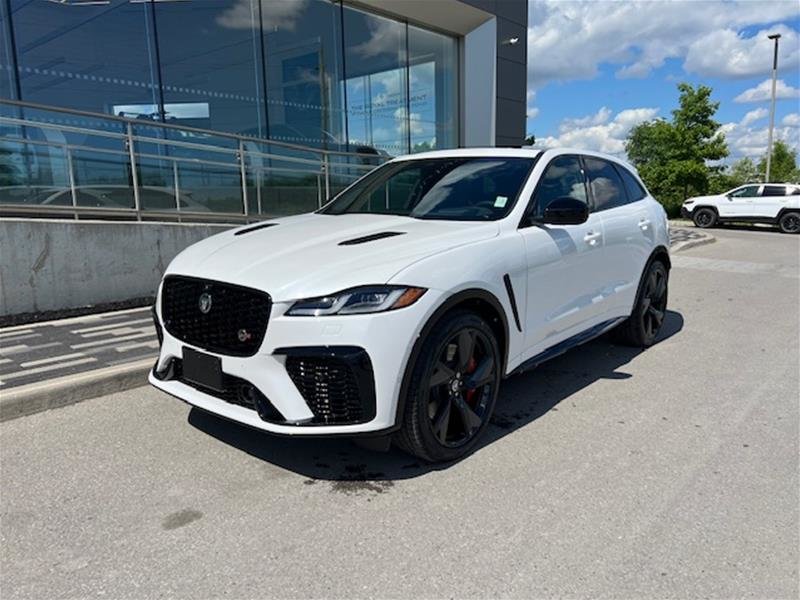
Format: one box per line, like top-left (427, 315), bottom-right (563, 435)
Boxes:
top-left (0, 227), bottom-right (713, 421)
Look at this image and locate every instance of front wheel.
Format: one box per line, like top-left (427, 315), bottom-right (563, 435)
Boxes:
top-left (778, 211), bottom-right (800, 234)
top-left (692, 207), bottom-right (717, 228)
top-left (395, 310), bottom-right (501, 463)
top-left (613, 261), bottom-right (669, 348)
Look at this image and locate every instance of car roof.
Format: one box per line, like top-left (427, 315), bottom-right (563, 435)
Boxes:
top-left (391, 146), bottom-right (639, 173)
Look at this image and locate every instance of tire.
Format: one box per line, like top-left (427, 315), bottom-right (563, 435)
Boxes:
top-left (778, 211), bottom-right (800, 234)
top-left (613, 261), bottom-right (669, 348)
top-left (395, 310), bottom-right (501, 463)
top-left (692, 207), bottom-right (717, 229)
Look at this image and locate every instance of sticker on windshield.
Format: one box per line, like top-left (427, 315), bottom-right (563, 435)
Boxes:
top-left (494, 196), bottom-right (508, 208)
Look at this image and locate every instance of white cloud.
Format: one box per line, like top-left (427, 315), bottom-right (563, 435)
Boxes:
top-left (526, 90), bottom-right (539, 120)
top-left (720, 110), bottom-right (800, 159)
top-left (741, 108), bottom-right (769, 126)
top-left (528, 0), bottom-right (800, 86)
top-left (734, 78), bottom-right (800, 103)
top-left (218, 0), bottom-right (307, 30)
top-left (684, 24), bottom-right (799, 79)
top-left (783, 113), bottom-right (800, 127)
top-left (537, 106), bottom-right (659, 156)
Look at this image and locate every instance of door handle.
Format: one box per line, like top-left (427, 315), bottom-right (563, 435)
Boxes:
top-left (583, 231), bottom-right (601, 245)
top-left (638, 218), bottom-right (651, 230)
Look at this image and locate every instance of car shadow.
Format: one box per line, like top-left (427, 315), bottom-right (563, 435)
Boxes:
top-left (187, 310), bottom-right (684, 484)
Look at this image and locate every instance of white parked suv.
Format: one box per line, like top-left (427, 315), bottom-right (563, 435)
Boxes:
top-left (150, 148), bottom-right (670, 462)
top-left (681, 183), bottom-right (800, 233)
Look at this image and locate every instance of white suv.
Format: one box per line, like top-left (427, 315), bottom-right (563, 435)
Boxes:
top-left (681, 183), bottom-right (800, 233)
top-left (150, 148), bottom-right (670, 462)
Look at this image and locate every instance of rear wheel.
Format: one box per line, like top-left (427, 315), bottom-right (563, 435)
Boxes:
top-left (778, 211), bottom-right (800, 234)
top-left (395, 311), bottom-right (501, 463)
top-left (692, 207), bottom-right (717, 228)
top-left (613, 261), bottom-right (669, 348)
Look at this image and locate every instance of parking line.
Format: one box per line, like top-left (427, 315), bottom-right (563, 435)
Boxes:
top-left (71, 332), bottom-right (154, 350)
top-left (21, 352), bottom-right (87, 368)
top-left (0, 357), bottom-right (97, 382)
top-left (72, 318), bottom-right (152, 335)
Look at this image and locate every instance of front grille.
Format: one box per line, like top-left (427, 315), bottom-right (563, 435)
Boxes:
top-left (170, 359), bottom-right (282, 422)
top-left (161, 275), bottom-right (271, 356)
top-left (283, 347), bottom-right (376, 425)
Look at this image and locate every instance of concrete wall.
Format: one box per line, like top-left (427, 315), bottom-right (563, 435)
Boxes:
top-left (0, 219), bottom-right (230, 317)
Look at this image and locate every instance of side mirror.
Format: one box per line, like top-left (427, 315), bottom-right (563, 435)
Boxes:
top-left (541, 197), bottom-right (589, 225)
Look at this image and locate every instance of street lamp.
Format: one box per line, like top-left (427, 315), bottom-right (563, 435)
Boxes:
top-left (765, 33), bottom-right (781, 183)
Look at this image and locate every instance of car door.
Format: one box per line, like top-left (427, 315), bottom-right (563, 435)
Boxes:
top-left (720, 185), bottom-right (760, 217)
top-left (586, 157), bottom-right (653, 319)
top-left (518, 154), bottom-right (608, 356)
top-left (751, 184), bottom-right (789, 218)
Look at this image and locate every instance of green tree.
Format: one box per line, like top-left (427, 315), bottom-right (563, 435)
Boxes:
top-left (730, 157), bottom-right (760, 186)
top-left (757, 140), bottom-right (799, 183)
top-left (626, 83), bottom-right (728, 216)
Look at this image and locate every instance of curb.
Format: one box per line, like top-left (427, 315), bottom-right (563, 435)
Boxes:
top-left (671, 233), bottom-right (716, 253)
top-left (0, 358), bottom-right (153, 422)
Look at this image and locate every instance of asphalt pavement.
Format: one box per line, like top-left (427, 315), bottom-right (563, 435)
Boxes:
top-left (1, 227), bottom-right (798, 599)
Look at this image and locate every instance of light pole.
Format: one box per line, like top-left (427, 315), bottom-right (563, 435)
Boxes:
top-left (765, 33), bottom-right (781, 183)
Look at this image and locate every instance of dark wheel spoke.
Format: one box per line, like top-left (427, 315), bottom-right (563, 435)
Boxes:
top-left (452, 394), bottom-right (482, 433)
top-left (456, 330), bottom-right (476, 371)
top-left (430, 361), bottom-right (455, 387)
top-left (465, 357), bottom-right (495, 389)
top-left (431, 397), bottom-right (452, 443)
top-left (654, 273), bottom-right (667, 300)
top-left (648, 305), bottom-right (664, 327)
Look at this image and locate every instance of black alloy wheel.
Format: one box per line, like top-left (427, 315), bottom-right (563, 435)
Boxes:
top-left (396, 310), bottom-right (501, 462)
top-left (639, 263), bottom-right (668, 343)
top-left (426, 327), bottom-right (497, 448)
top-left (613, 260), bottom-right (669, 348)
top-left (778, 212), bottom-right (800, 234)
top-left (693, 208), bottom-right (716, 228)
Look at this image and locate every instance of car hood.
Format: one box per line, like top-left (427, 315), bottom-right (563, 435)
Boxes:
top-left (686, 194), bottom-right (722, 203)
top-left (165, 213), bottom-right (499, 301)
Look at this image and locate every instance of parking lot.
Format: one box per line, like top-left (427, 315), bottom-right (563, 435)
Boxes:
top-left (1, 227), bottom-right (798, 599)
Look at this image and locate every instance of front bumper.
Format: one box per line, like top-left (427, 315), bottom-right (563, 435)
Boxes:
top-left (680, 206), bottom-right (692, 219)
top-left (148, 290), bottom-right (442, 436)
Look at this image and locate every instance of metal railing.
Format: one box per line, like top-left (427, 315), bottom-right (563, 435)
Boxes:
top-left (0, 99), bottom-right (388, 223)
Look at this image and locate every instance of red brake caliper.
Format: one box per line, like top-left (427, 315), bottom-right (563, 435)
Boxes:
top-left (465, 356), bottom-right (478, 405)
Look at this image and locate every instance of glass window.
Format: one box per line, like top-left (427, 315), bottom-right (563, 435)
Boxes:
top-left (322, 157), bottom-right (534, 221)
top-left (761, 185), bottom-right (786, 197)
top-left (153, 0), bottom-right (266, 137)
top-left (617, 165), bottom-right (647, 202)
top-left (584, 157), bottom-right (627, 211)
top-left (407, 24), bottom-right (458, 152)
top-left (262, 0), bottom-right (345, 149)
top-left (530, 155), bottom-right (587, 218)
top-left (10, 0), bottom-right (160, 117)
top-left (342, 5), bottom-right (408, 156)
top-left (729, 185), bottom-right (760, 198)
top-left (0, 1), bottom-right (15, 100)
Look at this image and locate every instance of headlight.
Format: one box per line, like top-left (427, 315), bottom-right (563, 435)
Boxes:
top-left (286, 286), bottom-right (427, 316)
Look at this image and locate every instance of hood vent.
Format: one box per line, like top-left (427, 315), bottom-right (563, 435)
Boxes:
top-left (234, 223), bottom-right (277, 236)
top-left (338, 231), bottom-right (406, 246)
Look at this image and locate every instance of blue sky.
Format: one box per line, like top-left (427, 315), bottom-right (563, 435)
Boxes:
top-left (526, 0), bottom-right (800, 164)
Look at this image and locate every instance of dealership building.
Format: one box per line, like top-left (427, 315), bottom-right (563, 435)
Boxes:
top-left (0, 0), bottom-right (527, 316)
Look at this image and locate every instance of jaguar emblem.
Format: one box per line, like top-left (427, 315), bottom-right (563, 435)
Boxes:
top-left (198, 292), bottom-right (213, 314)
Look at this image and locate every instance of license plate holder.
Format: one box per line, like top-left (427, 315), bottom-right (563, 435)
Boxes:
top-left (182, 347), bottom-right (223, 392)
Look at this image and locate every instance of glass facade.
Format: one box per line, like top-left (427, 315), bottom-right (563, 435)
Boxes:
top-left (0, 0), bottom-right (459, 154)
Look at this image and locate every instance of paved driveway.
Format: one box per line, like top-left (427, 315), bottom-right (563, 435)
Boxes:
top-left (1, 228), bottom-right (798, 599)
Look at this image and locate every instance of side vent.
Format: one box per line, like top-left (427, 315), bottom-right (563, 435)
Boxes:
top-left (338, 231), bottom-right (406, 246)
top-left (234, 223), bottom-right (277, 236)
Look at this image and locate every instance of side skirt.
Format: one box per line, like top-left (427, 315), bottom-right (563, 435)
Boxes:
top-left (509, 317), bottom-right (627, 377)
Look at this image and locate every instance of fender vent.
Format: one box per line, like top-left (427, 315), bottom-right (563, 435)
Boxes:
top-left (234, 223), bottom-right (277, 236)
top-left (338, 231), bottom-right (406, 246)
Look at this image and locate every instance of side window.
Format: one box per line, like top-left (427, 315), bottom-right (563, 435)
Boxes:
top-left (790, 187), bottom-right (800, 196)
top-left (583, 157), bottom-right (627, 211)
top-left (617, 166), bottom-right (647, 202)
top-left (529, 155), bottom-right (587, 219)
top-left (762, 185), bottom-right (786, 197)
top-left (729, 185), bottom-right (760, 198)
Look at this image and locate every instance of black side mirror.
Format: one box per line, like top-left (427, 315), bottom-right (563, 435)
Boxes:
top-left (541, 197), bottom-right (589, 225)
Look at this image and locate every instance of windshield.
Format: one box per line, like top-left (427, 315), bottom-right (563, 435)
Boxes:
top-left (320, 156), bottom-right (537, 221)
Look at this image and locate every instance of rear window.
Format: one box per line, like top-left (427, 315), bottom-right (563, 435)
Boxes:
top-left (762, 185), bottom-right (787, 197)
